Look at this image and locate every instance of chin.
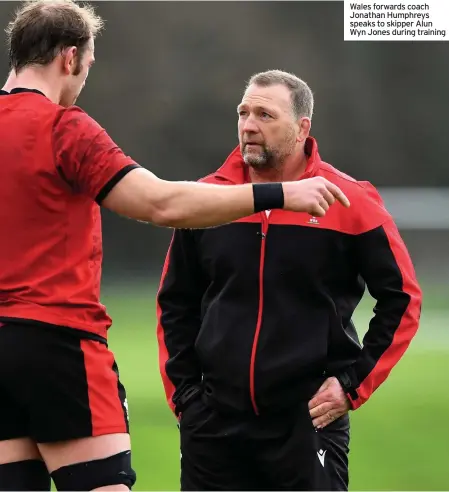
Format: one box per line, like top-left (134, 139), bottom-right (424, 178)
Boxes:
top-left (245, 157), bottom-right (268, 169)
top-left (242, 150), bottom-right (264, 166)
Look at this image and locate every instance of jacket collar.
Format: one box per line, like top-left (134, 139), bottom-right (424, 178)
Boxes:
top-left (213, 136), bottom-right (321, 184)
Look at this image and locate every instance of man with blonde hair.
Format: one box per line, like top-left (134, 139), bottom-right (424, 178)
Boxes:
top-left (0, 2), bottom-right (350, 491)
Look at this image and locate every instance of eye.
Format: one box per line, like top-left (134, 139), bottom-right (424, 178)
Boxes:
top-left (261, 112), bottom-right (271, 119)
top-left (238, 110), bottom-right (247, 117)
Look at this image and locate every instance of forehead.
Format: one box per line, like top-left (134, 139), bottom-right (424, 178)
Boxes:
top-left (239, 83), bottom-right (292, 112)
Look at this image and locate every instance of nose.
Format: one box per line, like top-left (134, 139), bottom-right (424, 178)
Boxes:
top-left (241, 114), bottom-right (259, 134)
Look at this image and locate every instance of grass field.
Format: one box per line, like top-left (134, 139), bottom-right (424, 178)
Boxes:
top-left (103, 282), bottom-right (449, 491)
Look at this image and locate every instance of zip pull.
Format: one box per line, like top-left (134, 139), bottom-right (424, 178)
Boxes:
top-left (259, 211), bottom-right (269, 239)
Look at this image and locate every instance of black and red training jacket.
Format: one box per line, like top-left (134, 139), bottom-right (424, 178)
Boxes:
top-left (156, 137), bottom-right (422, 417)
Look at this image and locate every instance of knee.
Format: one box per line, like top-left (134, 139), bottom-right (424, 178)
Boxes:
top-left (0, 459), bottom-right (51, 491)
top-left (50, 450), bottom-right (136, 491)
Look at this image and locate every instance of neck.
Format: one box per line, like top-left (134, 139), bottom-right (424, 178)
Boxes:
top-left (2, 67), bottom-right (61, 104)
top-left (248, 150), bottom-right (309, 184)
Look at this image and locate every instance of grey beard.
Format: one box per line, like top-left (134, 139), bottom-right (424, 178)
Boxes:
top-left (245, 151), bottom-right (287, 172)
top-left (243, 148), bottom-right (277, 170)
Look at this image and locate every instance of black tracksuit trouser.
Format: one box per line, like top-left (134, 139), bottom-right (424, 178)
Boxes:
top-left (179, 394), bottom-right (350, 491)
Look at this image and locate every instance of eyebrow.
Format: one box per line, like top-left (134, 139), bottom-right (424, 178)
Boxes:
top-left (237, 103), bottom-right (263, 111)
top-left (237, 103), bottom-right (275, 114)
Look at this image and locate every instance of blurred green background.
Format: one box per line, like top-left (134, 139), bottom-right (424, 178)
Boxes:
top-left (104, 281), bottom-right (449, 491)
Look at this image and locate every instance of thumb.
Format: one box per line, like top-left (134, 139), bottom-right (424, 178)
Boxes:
top-left (309, 378), bottom-right (331, 409)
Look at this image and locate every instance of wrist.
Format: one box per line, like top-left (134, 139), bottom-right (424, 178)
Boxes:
top-left (252, 183), bottom-right (284, 213)
top-left (174, 385), bottom-right (201, 416)
top-left (335, 369), bottom-right (358, 403)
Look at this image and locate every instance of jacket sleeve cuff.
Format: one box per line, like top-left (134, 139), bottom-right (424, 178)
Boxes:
top-left (335, 366), bottom-right (361, 410)
top-left (173, 384), bottom-right (202, 417)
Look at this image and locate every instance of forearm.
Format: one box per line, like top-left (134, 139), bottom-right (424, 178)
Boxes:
top-left (103, 168), bottom-right (279, 227)
top-left (160, 347), bottom-right (203, 415)
top-left (337, 299), bottom-right (420, 410)
top-left (340, 220), bottom-right (422, 409)
top-left (150, 179), bottom-right (261, 228)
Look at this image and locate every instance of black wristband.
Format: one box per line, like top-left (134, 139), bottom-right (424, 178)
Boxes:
top-left (252, 183), bottom-right (284, 213)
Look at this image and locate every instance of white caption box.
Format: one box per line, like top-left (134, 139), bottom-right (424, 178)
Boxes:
top-left (344, 0), bottom-right (449, 41)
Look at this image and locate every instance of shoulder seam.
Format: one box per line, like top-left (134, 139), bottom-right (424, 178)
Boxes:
top-left (319, 166), bottom-right (365, 189)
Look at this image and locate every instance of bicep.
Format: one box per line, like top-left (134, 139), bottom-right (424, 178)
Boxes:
top-left (157, 229), bottom-right (205, 340)
top-left (354, 220), bottom-right (420, 310)
top-left (158, 228), bottom-right (204, 300)
top-left (354, 222), bottom-right (402, 295)
top-left (100, 166), bottom-right (166, 221)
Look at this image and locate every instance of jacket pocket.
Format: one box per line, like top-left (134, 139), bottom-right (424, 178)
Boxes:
top-left (180, 393), bottom-right (215, 431)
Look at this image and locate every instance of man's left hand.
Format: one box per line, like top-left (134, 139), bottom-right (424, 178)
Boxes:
top-left (308, 376), bottom-right (351, 429)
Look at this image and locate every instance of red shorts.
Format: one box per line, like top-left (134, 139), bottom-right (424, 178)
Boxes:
top-left (0, 321), bottom-right (129, 442)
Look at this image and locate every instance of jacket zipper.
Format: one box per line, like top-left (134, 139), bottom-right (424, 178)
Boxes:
top-left (249, 211), bottom-right (269, 415)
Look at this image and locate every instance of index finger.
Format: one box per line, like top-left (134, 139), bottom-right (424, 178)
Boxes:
top-left (325, 181), bottom-right (350, 208)
top-left (308, 391), bottom-right (328, 410)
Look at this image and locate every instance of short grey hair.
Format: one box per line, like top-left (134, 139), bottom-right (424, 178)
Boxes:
top-left (246, 69), bottom-right (314, 119)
